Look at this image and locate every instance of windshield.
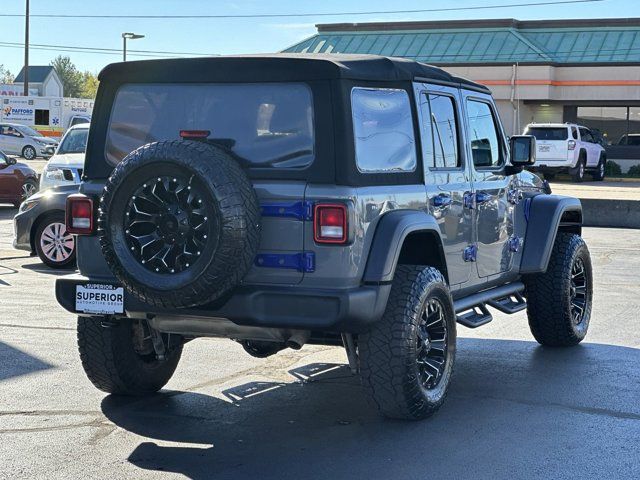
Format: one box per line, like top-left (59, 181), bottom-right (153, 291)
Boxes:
top-left (16, 125), bottom-right (42, 137)
top-left (106, 83), bottom-right (315, 169)
top-left (526, 127), bottom-right (568, 141)
top-left (58, 128), bottom-right (89, 154)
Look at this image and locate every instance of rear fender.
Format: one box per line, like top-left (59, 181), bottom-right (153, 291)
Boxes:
top-left (363, 210), bottom-right (447, 284)
top-left (520, 194), bottom-right (582, 274)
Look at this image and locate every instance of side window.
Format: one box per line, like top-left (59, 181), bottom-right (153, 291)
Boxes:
top-left (466, 99), bottom-right (503, 169)
top-left (351, 87), bottom-right (417, 173)
top-left (427, 93), bottom-right (460, 169)
top-left (579, 128), bottom-right (589, 141)
top-left (571, 127), bottom-right (578, 139)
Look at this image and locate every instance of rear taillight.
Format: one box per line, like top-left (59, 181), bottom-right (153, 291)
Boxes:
top-left (66, 194), bottom-right (94, 235)
top-left (314, 204), bottom-right (347, 244)
top-left (179, 130), bottom-right (210, 139)
top-left (568, 140), bottom-right (576, 150)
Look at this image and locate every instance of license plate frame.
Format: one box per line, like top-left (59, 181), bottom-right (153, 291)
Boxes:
top-left (75, 284), bottom-right (124, 315)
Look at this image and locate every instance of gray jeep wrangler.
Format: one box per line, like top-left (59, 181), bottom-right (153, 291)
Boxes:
top-left (56, 54), bottom-right (592, 420)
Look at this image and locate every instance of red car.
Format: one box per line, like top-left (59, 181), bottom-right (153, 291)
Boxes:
top-left (0, 150), bottom-right (38, 207)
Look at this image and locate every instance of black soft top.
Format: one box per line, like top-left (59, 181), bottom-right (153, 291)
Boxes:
top-left (98, 53), bottom-right (488, 91)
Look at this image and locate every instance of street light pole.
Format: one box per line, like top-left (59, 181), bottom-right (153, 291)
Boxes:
top-left (23, 0), bottom-right (29, 96)
top-left (122, 32), bottom-right (145, 62)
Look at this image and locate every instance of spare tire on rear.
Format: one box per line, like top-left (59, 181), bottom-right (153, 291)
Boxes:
top-left (98, 140), bottom-right (260, 309)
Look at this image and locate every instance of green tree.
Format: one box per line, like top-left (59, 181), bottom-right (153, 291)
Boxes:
top-left (50, 55), bottom-right (83, 97)
top-left (0, 64), bottom-right (14, 84)
top-left (80, 71), bottom-right (99, 99)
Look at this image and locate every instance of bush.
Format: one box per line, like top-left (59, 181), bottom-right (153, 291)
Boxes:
top-left (627, 164), bottom-right (640, 177)
top-left (605, 161), bottom-right (622, 176)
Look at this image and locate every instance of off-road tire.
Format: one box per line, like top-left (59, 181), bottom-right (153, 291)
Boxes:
top-left (524, 233), bottom-right (593, 347)
top-left (571, 154), bottom-right (586, 183)
top-left (22, 145), bottom-right (37, 160)
top-left (359, 265), bottom-right (456, 420)
top-left (34, 212), bottom-right (76, 269)
top-left (98, 140), bottom-right (260, 309)
top-left (591, 155), bottom-right (606, 181)
top-left (77, 317), bottom-right (183, 395)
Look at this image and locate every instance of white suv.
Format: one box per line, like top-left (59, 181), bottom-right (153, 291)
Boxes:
top-left (524, 123), bottom-right (606, 182)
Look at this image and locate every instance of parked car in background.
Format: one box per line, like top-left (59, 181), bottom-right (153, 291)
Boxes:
top-left (524, 123), bottom-right (606, 182)
top-left (40, 123), bottom-right (89, 191)
top-left (0, 122), bottom-right (59, 160)
top-left (0, 150), bottom-right (38, 207)
top-left (14, 184), bottom-right (78, 268)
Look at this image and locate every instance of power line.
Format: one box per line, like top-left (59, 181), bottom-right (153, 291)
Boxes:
top-left (0, 41), bottom-right (214, 59)
top-left (0, 0), bottom-right (605, 19)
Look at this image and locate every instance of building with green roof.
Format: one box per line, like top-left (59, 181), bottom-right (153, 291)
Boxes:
top-left (285, 18), bottom-right (640, 170)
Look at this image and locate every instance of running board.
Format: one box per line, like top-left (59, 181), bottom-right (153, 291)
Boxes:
top-left (456, 304), bottom-right (493, 328)
top-left (454, 282), bottom-right (525, 329)
top-left (487, 292), bottom-right (527, 314)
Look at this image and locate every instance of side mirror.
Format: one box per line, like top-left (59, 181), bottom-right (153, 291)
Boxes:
top-left (7, 156), bottom-right (17, 165)
top-left (510, 135), bottom-right (536, 165)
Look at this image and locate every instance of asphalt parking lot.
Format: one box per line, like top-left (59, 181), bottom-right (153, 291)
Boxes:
top-left (1, 204), bottom-right (639, 479)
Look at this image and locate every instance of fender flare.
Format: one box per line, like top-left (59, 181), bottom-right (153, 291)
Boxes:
top-left (363, 210), bottom-right (445, 284)
top-left (520, 194), bottom-right (582, 274)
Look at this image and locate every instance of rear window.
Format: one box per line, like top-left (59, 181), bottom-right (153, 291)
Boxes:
top-left (526, 127), bottom-right (568, 141)
top-left (105, 83), bottom-right (314, 168)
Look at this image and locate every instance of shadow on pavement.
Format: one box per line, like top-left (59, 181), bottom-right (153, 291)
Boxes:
top-left (20, 262), bottom-right (76, 276)
top-left (0, 205), bottom-right (18, 221)
top-left (101, 338), bottom-right (640, 480)
top-left (0, 341), bottom-right (54, 381)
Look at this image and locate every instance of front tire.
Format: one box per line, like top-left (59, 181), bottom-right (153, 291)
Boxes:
top-left (592, 156), bottom-right (606, 181)
top-left (359, 265), bottom-right (456, 420)
top-left (34, 213), bottom-right (76, 269)
top-left (77, 317), bottom-right (182, 395)
top-left (22, 145), bottom-right (37, 160)
top-left (524, 233), bottom-right (593, 346)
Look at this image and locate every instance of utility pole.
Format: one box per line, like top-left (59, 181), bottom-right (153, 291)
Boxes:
top-left (23, 0), bottom-right (29, 95)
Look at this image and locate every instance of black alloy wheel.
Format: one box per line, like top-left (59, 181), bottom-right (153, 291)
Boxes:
top-left (124, 174), bottom-right (215, 275)
top-left (417, 298), bottom-right (449, 390)
top-left (570, 257), bottom-right (589, 326)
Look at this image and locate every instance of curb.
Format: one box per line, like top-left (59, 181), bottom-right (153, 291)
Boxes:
top-left (580, 198), bottom-right (640, 229)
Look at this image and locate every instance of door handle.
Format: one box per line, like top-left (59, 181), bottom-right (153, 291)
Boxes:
top-left (475, 192), bottom-right (492, 204)
top-left (432, 194), bottom-right (452, 208)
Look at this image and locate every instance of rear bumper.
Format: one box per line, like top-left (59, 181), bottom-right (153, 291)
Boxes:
top-left (55, 274), bottom-right (391, 333)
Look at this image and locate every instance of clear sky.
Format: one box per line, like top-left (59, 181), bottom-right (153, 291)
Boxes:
top-left (0, 0), bottom-right (635, 76)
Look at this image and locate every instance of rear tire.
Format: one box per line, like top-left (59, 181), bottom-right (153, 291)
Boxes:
top-left (524, 233), bottom-right (593, 347)
top-left (359, 265), bottom-right (456, 420)
top-left (571, 155), bottom-right (586, 183)
top-left (77, 317), bottom-right (182, 395)
top-left (22, 145), bottom-right (37, 160)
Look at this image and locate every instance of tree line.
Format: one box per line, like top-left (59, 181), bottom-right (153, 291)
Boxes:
top-left (0, 55), bottom-right (98, 99)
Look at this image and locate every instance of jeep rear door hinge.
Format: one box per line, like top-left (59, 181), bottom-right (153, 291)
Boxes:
top-left (463, 244), bottom-right (478, 262)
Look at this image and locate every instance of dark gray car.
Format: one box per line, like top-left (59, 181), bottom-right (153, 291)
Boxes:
top-left (14, 184), bottom-right (78, 268)
top-left (55, 55), bottom-right (592, 420)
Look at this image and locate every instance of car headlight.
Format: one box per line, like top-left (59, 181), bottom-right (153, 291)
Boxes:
top-left (44, 165), bottom-right (65, 181)
top-left (19, 199), bottom-right (39, 213)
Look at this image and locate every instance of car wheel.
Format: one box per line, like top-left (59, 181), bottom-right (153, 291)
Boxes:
top-left (359, 265), bottom-right (456, 420)
top-left (524, 233), bottom-right (593, 346)
top-left (592, 156), bottom-right (606, 181)
top-left (98, 140), bottom-right (260, 309)
top-left (22, 145), bottom-right (37, 160)
top-left (21, 178), bottom-right (38, 202)
top-left (571, 156), bottom-right (586, 183)
top-left (34, 213), bottom-right (76, 269)
top-left (77, 316), bottom-right (183, 395)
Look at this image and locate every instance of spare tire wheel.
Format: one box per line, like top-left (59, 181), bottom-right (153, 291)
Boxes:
top-left (98, 140), bottom-right (260, 309)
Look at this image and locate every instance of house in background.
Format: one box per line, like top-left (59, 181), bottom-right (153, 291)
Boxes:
top-left (13, 66), bottom-right (63, 97)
